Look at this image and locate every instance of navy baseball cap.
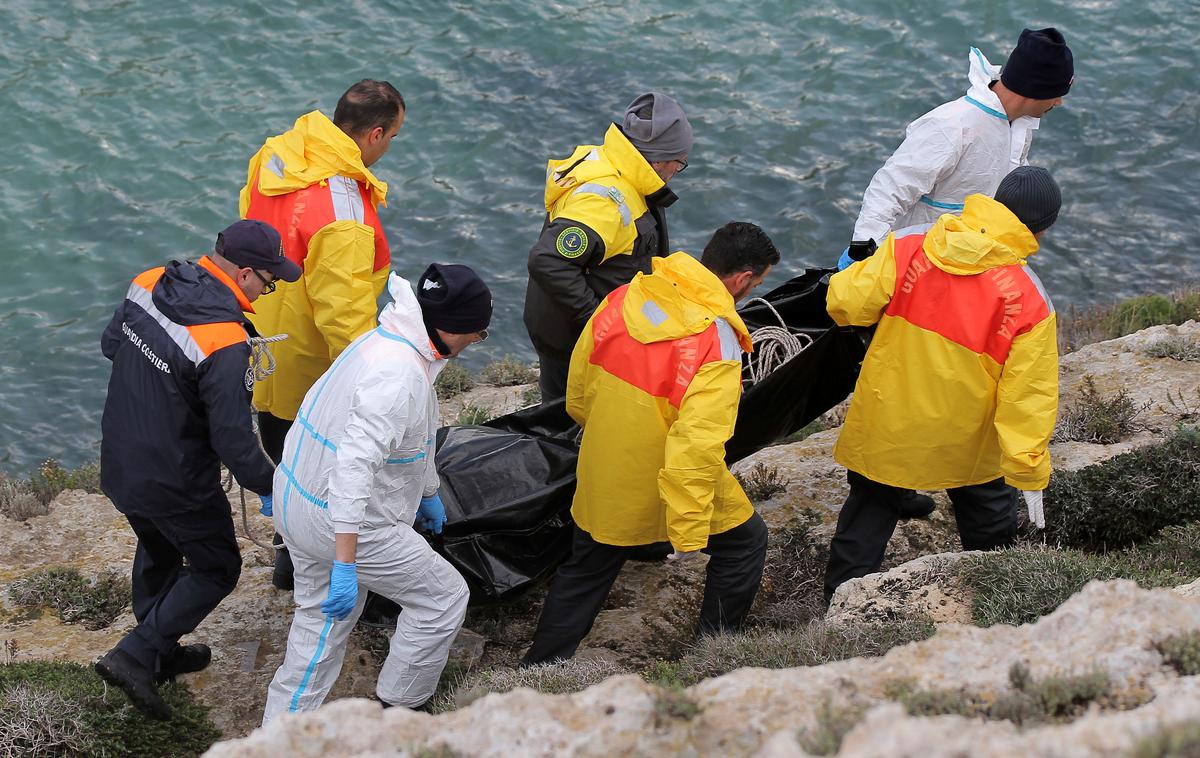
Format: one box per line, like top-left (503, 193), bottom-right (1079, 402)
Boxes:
top-left (215, 220), bottom-right (301, 282)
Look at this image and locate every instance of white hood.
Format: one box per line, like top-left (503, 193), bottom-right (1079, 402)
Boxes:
top-left (379, 273), bottom-right (438, 359)
top-left (966, 46), bottom-right (1040, 132)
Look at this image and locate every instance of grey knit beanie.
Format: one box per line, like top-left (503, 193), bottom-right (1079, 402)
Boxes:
top-left (621, 92), bottom-right (693, 163)
top-left (994, 166), bottom-right (1062, 234)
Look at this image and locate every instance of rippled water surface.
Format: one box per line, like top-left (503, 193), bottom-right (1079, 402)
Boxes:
top-left (1, 0), bottom-right (1197, 472)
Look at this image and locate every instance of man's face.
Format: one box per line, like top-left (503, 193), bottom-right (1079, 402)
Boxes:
top-left (650, 156), bottom-right (688, 183)
top-left (359, 110), bottom-right (406, 167)
top-left (1028, 95), bottom-right (1064, 118)
top-left (438, 329), bottom-right (487, 358)
top-left (237, 267), bottom-right (278, 302)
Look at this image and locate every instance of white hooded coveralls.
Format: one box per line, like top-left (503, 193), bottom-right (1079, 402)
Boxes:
top-left (262, 273), bottom-right (468, 723)
top-left (852, 47), bottom-right (1040, 244)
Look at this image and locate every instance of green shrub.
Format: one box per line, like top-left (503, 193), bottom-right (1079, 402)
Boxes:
top-left (1132, 720), bottom-right (1200, 758)
top-left (519, 385), bottom-right (541, 407)
top-left (887, 662), bottom-right (1111, 726)
top-left (1101, 293), bottom-right (1200, 340)
top-left (734, 463), bottom-right (790, 502)
top-left (653, 686), bottom-right (701, 723)
top-left (1042, 428), bottom-right (1200, 551)
top-left (750, 518), bottom-right (829, 628)
top-left (0, 660), bottom-right (220, 757)
top-left (8, 567), bottom-right (132, 630)
top-left (28, 459), bottom-right (102, 504)
top-left (0, 682), bottom-right (90, 756)
top-left (456, 403), bottom-right (493, 426)
top-left (435, 362), bottom-right (474, 400)
top-left (1058, 287), bottom-right (1200, 353)
top-left (644, 618), bottom-right (935, 689)
top-left (960, 523), bottom-right (1200, 627)
top-left (1053, 376), bottom-right (1148, 444)
top-left (1145, 336), bottom-right (1200, 362)
top-left (0, 460), bottom-right (102, 521)
top-left (0, 474), bottom-right (48, 521)
top-left (479, 357), bottom-right (538, 387)
top-left (1156, 631), bottom-right (1200, 676)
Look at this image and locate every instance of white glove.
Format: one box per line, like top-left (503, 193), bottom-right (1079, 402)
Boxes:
top-left (668, 549), bottom-right (705, 565)
top-left (1022, 490), bottom-right (1045, 529)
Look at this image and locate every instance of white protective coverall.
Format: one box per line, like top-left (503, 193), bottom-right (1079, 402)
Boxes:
top-left (262, 273), bottom-right (469, 723)
top-left (852, 47), bottom-right (1040, 244)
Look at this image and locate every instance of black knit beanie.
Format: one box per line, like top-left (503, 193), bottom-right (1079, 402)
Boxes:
top-left (416, 263), bottom-right (493, 334)
top-left (1001, 27), bottom-right (1074, 100)
top-left (994, 166), bottom-right (1062, 234)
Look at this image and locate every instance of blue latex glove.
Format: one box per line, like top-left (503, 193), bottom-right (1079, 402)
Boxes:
top-left (836, 247), bottom-right (854, 271)
top-left (416, 493), bottom-right (447, 535)
top-left (320, 561), bottom-right (358, 620)
top-left (259, 494), bottom-right (273, 518)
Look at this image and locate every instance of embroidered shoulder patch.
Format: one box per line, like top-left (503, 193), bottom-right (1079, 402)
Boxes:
top-left (555, 226), bottom-right (588, 259)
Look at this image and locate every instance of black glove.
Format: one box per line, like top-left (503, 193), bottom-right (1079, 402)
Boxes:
top-left (848, 238), bottom-right (877, 262)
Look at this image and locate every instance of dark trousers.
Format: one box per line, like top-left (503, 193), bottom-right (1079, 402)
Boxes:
top-left (117, 507), bottom-right (242, 671)
top-left (823, 470), bottom-right (1018, 603)
top-left (257, 411), bottom-right (291, 465)
top-left (522, 512), bottom-right (769, 665)
top-left (535, 349), bottom-right (571, 405)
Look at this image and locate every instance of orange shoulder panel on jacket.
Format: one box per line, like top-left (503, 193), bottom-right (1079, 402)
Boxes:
top-left (131, 267), bottom-right (166, 292)
top-left (186, 322), bottom-right (248, 359)
top-left (588, 287), bottom-right (723, 408)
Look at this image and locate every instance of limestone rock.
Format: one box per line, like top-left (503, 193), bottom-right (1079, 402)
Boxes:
top-left (824, 553), bottom-right (974, 626)
top-left (207, 580), bottom-right (1200, 756)
top-left (1174, 577), bottom-right (1200, 598)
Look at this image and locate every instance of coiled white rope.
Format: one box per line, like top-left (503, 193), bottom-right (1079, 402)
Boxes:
top-left (743, 298), bottom-right (813, 385)
top-left (248, 333), bottom-right (289, 382)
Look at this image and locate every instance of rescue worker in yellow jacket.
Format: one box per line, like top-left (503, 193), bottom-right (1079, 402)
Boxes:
top-left (823, 166), bottom-right (1062, 603)
top-left (521, 222), bottom-right (780, 665)
top-left (523, 92), bottom-right (692, 402)
top-left (240, 79), bottom-right (405, 589)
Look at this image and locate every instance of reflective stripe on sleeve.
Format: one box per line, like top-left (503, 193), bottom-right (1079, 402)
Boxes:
top-left (573, 182), bottom-right (632, 227)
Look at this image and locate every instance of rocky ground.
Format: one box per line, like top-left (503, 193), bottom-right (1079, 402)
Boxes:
top-left (206, 580), bottom-right (1200, 758)
top-left (2, 321), bottom-right (1198, 755)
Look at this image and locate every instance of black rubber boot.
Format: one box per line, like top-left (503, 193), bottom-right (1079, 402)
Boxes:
top-left (272, 532), bottom-right (294, 591)
top-left (896, 491), bottom-right (937, 520)
top-left (95, 649), bottom-right (173, 720)
top-left (156, 643), bottom-right (212, 683)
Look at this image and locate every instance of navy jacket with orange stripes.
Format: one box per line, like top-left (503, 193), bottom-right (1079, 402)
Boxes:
top-left (100, 256), bottom-right (275, 515)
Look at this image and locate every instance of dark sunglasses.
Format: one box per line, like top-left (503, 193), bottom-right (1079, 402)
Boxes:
top-left (477, 328), bottom-right (489, 342)
top-left (251, 269), bottom-right (277, 294)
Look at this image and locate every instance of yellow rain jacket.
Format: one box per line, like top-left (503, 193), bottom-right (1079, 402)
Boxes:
top-left (567, 252), bottom-right (755, 551)
top-left (829, 194), bottom-right (1059, 491)
top-left (523, 123), bottom-right (675, 359)
top-left (240, 111), bottom-right (392, 420)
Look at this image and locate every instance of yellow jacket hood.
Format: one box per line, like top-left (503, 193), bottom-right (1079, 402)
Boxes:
top-left (243, 110), bottom-right (388, 209)
top-left (623, 252), bottom-right (752, 351)
top-left (544, 123), bottom-right (666, 211)
top-left (922, 194), bottom-right (1040, 275)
